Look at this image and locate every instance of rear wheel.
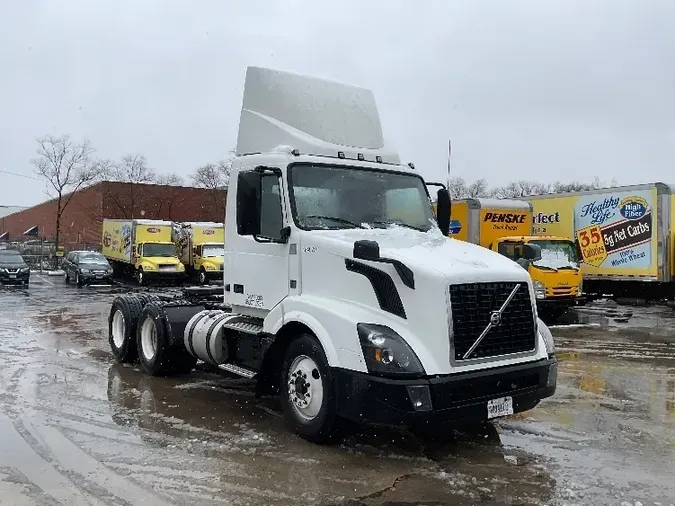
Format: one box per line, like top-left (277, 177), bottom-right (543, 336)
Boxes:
top-left (136, 302), bottom-right (194, 376)
top-left (280, 334), bottom-right (339, 443)
top-left (108, 295), bottom-right (143, 363)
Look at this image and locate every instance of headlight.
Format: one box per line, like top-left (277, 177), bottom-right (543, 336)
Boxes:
top-left (357, 323), bottom-right (425, 377)
top-left (533, 280), bottom-right (546, 299)
top-left (21, 267), bottom-right (30, 273)
top-left (537, 317), bottom-right (556, 356)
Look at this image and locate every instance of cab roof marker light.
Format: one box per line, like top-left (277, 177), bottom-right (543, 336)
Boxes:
top-left (338, 151), bottom-right (346, 159)
top-left (376, 156), bottom-right (382, 163)
top-left (357, 153), bottom-right (365, 161)
top-left (408, 162), bottom-right (416, 170)
top-left (291, 148), bottom-right (300, 156)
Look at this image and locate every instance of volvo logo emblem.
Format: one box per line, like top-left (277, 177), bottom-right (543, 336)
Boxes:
top-left (490, 311), bottom-right (502, 326)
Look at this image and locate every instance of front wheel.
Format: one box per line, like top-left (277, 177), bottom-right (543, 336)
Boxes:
top-left (198, 269), bottom-right (208, 285)
top-left (136, 268), bottom-right (145, 286)
top-left (280, 334), bottom-right (339, 443)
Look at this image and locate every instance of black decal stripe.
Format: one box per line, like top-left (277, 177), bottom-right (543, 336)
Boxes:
top-left (345, 259), bottom-right (407, 319)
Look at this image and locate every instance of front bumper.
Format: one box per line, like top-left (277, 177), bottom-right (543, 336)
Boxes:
top-left (79, 272), bottom-right (113, 284)
top-left (334, 357), bottom-right (557, 426)
top-left (0, 271), bottom-right (30, 284)
top-left (204, 269), bottom-right (222, 281)
top-left (142, 270), bottom-right (185, 283)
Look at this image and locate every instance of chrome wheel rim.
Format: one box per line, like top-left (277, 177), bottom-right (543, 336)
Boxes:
top-left (112, 310), bottom-right (126, 349)
top-left (140, 317), bottom-right (158, 361)
top-left (287, 355), bottom-right (323, 421)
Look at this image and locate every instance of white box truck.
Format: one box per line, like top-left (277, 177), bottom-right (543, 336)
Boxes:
top-left (106, 66), bottom-right (557, 443)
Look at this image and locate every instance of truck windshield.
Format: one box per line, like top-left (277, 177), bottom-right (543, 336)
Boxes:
top-left (202, 245), bottom-right (224, 258)
top-left (530, 240), bottom-right (579, 270)
top-left (289, 164), bottom-right (435, 231)
top-left (143, 243), bottom-right (175, 257)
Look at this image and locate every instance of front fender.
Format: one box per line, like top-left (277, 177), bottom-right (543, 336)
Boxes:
top-left (265, 295), bottom-right (370, 372)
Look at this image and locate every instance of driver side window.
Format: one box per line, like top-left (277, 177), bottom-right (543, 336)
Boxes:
top-left (260, 174), bottom-right (283, 238)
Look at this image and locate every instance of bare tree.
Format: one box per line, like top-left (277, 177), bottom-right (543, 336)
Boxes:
top-left (156, 172), bottom-right (185, 186)
top-left (102, 153), bottom-right (156, 218)
top-left (30, 134), bottom-right (100, 246)
top-left (465, 178), bottom-right (490, 198)
top-left (189, 154), bottom-right (233, 219)
top-left (447, 177), bottom-right (468, 199)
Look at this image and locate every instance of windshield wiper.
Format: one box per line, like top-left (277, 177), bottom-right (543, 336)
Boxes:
top-left (304, 215), bottom-right (365, 229)
top-left (369, 220), bottom-right (426, 232)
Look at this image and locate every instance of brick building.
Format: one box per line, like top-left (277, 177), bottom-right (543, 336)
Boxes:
top-left (0, 181), bottom-right (226, 249)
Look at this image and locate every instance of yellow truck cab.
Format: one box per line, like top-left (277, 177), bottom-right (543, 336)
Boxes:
top-left (173, 222), bottom-right (225, 285)
top-left (427, 189), bottom-right (583, 320)
top-left (102, 218), bottom-right (185, 285)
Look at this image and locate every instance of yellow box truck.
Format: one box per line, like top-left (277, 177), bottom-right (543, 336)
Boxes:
top-left (428, 187), bottom-right (584, 319)
top-left (172, 221), bottom-right (224, 285)
top-left (521, 182), bottom-right (675, 302)
top-left (102, 219), bottom-right (185, 285)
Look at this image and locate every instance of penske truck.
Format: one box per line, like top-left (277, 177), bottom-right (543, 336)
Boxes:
top-left (102, 218), bottom-right (185, 285)
top-left (106, 66), bottom-right (557, 443)
top-left (521, 183), bottom-right (675, 301)
top-left (428, 193), bottom-right (583, 320)
top-left (173, 221), bottom-right (225, 285)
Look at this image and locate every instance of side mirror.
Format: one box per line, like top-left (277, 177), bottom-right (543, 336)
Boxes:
top-left (353, 240), bottom-right (381, 261)
top-left (523, 243), bottom-right (542, 261)
top-left (435, 189), bottom-right (451, 236)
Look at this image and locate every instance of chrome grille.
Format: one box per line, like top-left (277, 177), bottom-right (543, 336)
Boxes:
top-left (449, 282), bottom-right (536, 361)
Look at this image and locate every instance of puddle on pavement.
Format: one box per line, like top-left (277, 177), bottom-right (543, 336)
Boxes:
top-left (105, 363), bottom-right (558, 504)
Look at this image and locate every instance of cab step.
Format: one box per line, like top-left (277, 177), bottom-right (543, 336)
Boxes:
top-left (218, 363), bottom-right (257, 379)
top-left (222, 318), bottom-right (264, 335)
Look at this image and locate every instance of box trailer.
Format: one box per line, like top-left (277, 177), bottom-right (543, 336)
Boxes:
top-left (173, 221), bottom-right (225, 285)
top-left (521, 182), bottom-right (675, 301)
top-left (102, 219), bottom-right (185, 285)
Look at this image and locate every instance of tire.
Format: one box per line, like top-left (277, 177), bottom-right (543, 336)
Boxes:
top-left (136, 302), bottom-right (183, 377)
top-left (136, 294), bottom-right (160, 307)
top-left (198, 269), bottom-right (208, 286)
top-left (108, 295), bottom-right (143, 363)
top-left (136, 269), bottom-right (145, 286)
top-left (64, 272), bottom-right (70, 284)
top-left (76, 272), bottom-right (83, 288)
top-left (280, 334), bottom-right (339, 443)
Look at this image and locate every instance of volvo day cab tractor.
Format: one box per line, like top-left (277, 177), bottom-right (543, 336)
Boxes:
top-left (102, 218), bottom-right (185, 285)
top-left (173, 222), bottom-right (225, 285)
top-left (429, 193), bottom-right (583, 321)
top-left (107, 66), bottom-right (557, 443)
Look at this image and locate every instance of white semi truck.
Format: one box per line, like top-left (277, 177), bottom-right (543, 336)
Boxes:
top-left (107, 66), bottom-right (557, 443)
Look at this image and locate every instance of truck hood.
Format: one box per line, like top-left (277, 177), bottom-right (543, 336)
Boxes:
top-left (318, 226), bottom-right (529, 284)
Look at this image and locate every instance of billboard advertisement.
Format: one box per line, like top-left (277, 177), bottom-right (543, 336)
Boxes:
top-left (529, 188), bottom-right (658, 277)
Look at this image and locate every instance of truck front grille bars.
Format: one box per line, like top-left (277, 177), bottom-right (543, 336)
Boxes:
top-left (449, 282), bottom-right (535, 361)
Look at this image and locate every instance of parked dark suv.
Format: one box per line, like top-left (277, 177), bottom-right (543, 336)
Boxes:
top-left (63, 251), bottom-right (113, 287)
top-left (0, 250), bottom-right (31, 286)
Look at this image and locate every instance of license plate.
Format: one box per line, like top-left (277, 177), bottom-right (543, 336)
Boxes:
top-left (9, 274), bottom-right (16, 279)
top-left (487, 396), bottom-right (513, 419)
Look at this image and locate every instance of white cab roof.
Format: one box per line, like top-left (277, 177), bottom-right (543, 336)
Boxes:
top-left (235, 66), bottom-right (400, 164)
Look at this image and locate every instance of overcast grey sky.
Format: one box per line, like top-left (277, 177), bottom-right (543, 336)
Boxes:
top-left (2, 0), bottom-right (674, 206)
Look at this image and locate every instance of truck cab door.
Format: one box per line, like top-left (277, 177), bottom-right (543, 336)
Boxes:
top-left (226, 167), bottom-right (290, 315)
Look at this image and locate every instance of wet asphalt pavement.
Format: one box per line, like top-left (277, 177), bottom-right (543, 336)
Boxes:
top-left (0, 274), bottom-right (674, 505)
